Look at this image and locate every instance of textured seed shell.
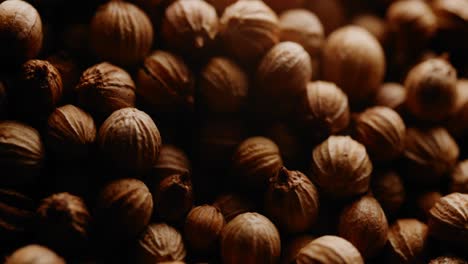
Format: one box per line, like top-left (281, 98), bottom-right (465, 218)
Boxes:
top-left (162, 0), bottom-right (218, 56)
top-left (429, 256), bottom-right (468, 264)
top-left (256, 41), bottom-right (312, 95)
top-left (404, 127), bottom-right (459, 183)
top-left (184, 205), bottom-right (225, 253)
top-left (90, 1), bottom-right (153, 66)
top-left (97, 178), bottom-right (153, 240)
top-left (221, 212), bottom-right (281, 264)
top-left (264, 167), bottom-right (319, 234)
top-left (374, 82), bottom-right (406, 111)
top-left (386, 219), bottom-right (428, 264)
top-left (428, 192), bottom-right (468, 246)
top-left (355, 106), bottom-right (406, 161)
top-left (338, 195), bottom-right (389, 258)
top-left (322, 26), bottom-right (385, 104)
top-left (199, 57), bottom-right (249, 114)
top-left (13, 59), bottom-right (63, 120)
top-left (387, 0), bottom-right (437, 40)
top-left (154, 173), bottom-right (193, 223)
top-left (0, 121), bottom-right (44, 186)
top-left (153, 145), bottom-right (191, 182)
top-left (136, 223), bottom-right (186, 263)
top-left (296, 81), bottom-right (350, 140)
top-left (220, 0), bottom-right (279, 66)
top-left (137, 50), bottom-right (194, 114)
top-left (232, 136), bottom-right (283, 189)
top-left (5, 245), bottom-right (65, 264)
top-left (98, 108), bottom-right (161, 175)
top-left (0, 189), bottom-right (35, 249)
top-left (0, 0), bottom-right (43, 64)
top-left (281, 235), bottom-right (315, 264)
top-left (279, 9), bottom-right (324, 58)
top-left (404, 58), bottom-right (457, 121)
top-left (311, 136), bottom-right (372, 199)
top-left (450, 160), bottom-right (468, 193)
top-left (213, 193), bottom-right (255, 222)
top-left (371, 171), bottom-right (405, 217)
top-left (296, 235), bottom-right (364, 264)
top-left (46, 105), bottom-right (96, 160)
top-left (37, 192), bottom-right (91, 254)
top-left (255, 41), bottom-right (312, 116)
top-left (76, 62), bottom-right (136, 122)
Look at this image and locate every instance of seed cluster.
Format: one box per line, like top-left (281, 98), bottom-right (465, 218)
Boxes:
top-left (0, 0), bottom-right (467, 263)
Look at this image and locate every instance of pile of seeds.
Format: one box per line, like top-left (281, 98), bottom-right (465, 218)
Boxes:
top-left (0, 0), bottom-right (467, 263)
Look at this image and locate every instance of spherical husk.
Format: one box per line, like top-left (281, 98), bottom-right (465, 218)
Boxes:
top-left (403, 127), bottom-right (459, 184)
top-left (221, 212), bottom-right (281, 264)
top-left (386, 219), bottom-right (428, 264)
top-left (162, 0), bottom-right (218, 57)
top-left (0, 0), bottom-right (43, 64)
top-left (428, 193), bottom-right (468, 246)
top-left (184, 205), bottom-right (225, 253)
top-left (404, 58), bottom-right (457, 121)
top-left (220, 0), bottom-right (279, 66)
top-left (311, 136), bottom-right (372, 199)
top-left (279, 9), bottom-right (324, 58)
top-left (322, 26), bottom-right (385, 104)
top-left (296, 235), bottom-right (364, 264)
top-left (97, 178), bottom-right (153, 241)
top-left (354, 106), bottom-right (406, 161)
top-left (76, 62), bottom-right (136, 122)
top-left (137, 50), bottom-right (194, 114)
top-left (264, 167), bottom-right (319, 234)
top-left (5, 245), bottom-right (64, 264)
top-left (296, 81), bottom-right (350, 141)
top-left (90, 1), bottom-right (153, 66)
top-left (199, 57), bottom-right (248, 114)
top-left (12, 59), bottom-right (63, 121)
top-left (232, 136), bottom-right (283, 190)
top-left (136, 223), bottom-right (186, 263)
top-left (0, 121), bottom-right (44, 186)
top-left (213, 193), bottom-right (256, 222)
top-left (154, 173), bottom-right (193, 223)
top-left (338, 196), bottom-right (389, 258)
top-left (387, 0), bottom-right (437, 42)
top-left (255, 41), bottom-right (312, 117)
top-left (98, 108), bottom-right (161, 175)
top-left (153, 145), bottom-right (191, 182)
top-left (36, 193), bottom-right (91, 255)
top-left (46, 105), bottom-right (96, 160)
